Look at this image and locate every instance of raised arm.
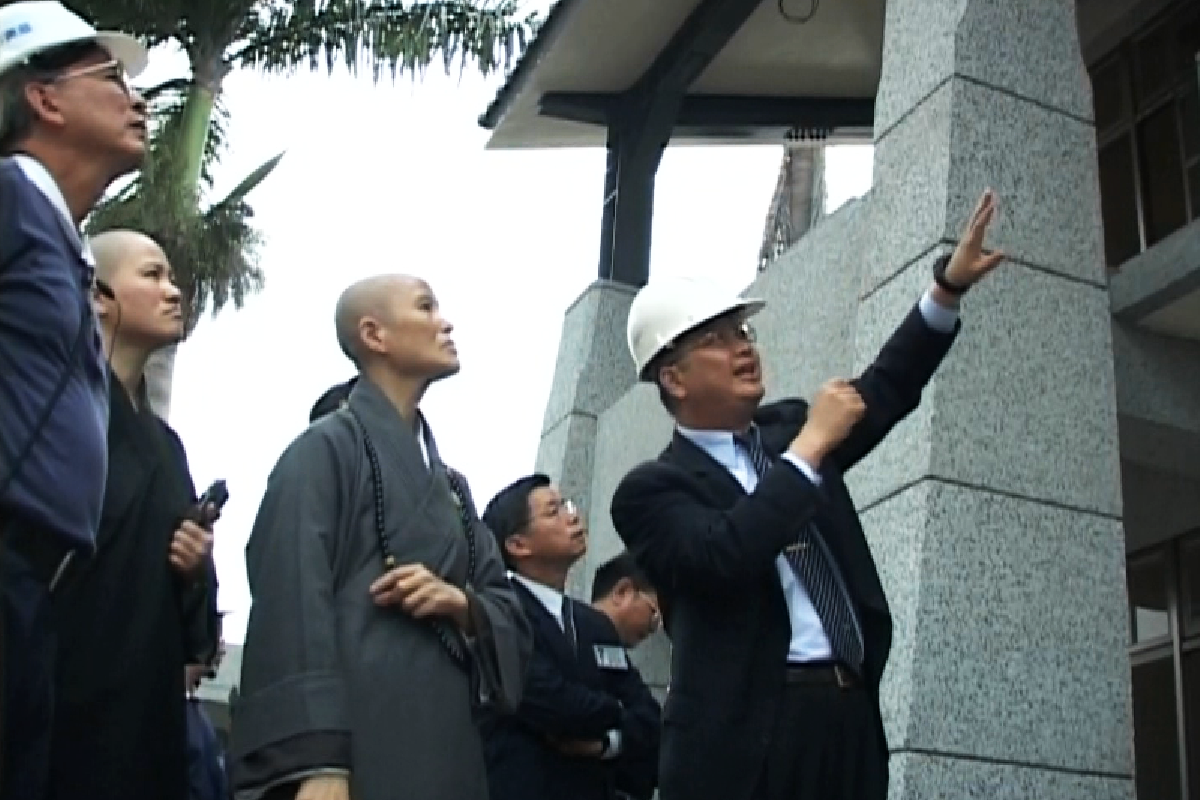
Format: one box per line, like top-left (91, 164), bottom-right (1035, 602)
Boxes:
top-left (796, 189), bottom-right (1006, 474)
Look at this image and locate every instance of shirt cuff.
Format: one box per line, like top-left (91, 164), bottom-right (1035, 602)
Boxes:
top-left (919, 289), bottom-right (959, 333)
top-left (601, 729), bottom-right (623, 759)
top-left (781, 452), bottom-right (823, 487)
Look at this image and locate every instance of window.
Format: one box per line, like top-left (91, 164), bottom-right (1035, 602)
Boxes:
top-left (1127, 530), bottom-right (1200, 800)
top-left (1089, 2), bottom-right (1200, 268)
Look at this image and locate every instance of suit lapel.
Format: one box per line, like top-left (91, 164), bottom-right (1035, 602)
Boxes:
top-left (662, 431), bottom-right (746, 502)
top-left (512, 579), bottom-right (577, 666)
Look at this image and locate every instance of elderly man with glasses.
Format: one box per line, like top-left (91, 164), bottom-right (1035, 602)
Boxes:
top-left (480, 475), bottom-right (661, 800)
top-left (0, 3), bottom-right (147, 798)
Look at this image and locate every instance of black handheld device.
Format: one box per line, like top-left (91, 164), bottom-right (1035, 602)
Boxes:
top-left (187, 479), bottom-right (229, 526)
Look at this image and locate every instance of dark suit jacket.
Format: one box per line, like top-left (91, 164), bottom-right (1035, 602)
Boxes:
top-left (609, 303), bottom-right (957, 800)
top-left (0, 157), bottom-right (109, 550)
top-left (481, 579), bottom-right (661, 800)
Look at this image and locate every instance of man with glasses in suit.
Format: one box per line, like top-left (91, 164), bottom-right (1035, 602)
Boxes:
top-left (611, 192), bottom-right (1006, 800)
top-left (481, 476), bottom-right (660, 800)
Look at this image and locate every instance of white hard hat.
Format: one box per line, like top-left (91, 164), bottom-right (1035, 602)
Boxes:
top-left (626, 276), bottom-right (765, 380)
top-left (0, 1), bottom-right (147, 79)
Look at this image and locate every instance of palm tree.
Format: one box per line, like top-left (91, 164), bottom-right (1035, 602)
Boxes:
top-left (86, 81), bottom-right (280, 415)
top-left (71, 0), bottom-right (538, 415)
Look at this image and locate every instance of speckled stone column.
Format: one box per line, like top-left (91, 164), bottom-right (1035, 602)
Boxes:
top-left (847, 1), bottom-right (1134, 797)
top-left (533, 279), bottom-right (639, 599)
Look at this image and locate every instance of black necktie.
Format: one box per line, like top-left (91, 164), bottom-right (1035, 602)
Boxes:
top-left (734, 426), bottom-right (865, 673)
top-left (561, 595), bottom-right (578, 653)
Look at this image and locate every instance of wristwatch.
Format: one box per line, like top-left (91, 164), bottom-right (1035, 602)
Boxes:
top-left (932, 254), bottom-right (969, 296)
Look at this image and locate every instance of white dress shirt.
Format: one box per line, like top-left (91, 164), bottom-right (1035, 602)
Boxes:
top-left (677, 290), bottom-right (959, 663)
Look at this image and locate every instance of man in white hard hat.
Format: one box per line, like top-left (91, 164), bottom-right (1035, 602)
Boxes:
top-left (0, 4), bottom-right (147, 799)
top-left (610, 191), bottom-right (1006, 800)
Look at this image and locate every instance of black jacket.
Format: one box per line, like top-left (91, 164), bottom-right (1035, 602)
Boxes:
top-left (481, 579), bottom-right (661, 800)
top-left (610, 302), bottom-right (957, 800)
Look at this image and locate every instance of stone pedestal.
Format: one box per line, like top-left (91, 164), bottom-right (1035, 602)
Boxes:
top-left (853, 0), bottom-right (1134, 796)
top-left (533, 280), bottom-right (639, 598)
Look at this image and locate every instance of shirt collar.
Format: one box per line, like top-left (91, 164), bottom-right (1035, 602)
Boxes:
top-left (676, 424), bottom-right (742, 472)
top-left (509, 572), bottom-right (566, 624)
top-left (11, 154), bottom-right (93, 264)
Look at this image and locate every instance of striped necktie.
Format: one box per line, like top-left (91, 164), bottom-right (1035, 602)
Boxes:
top-left (734, 426), bottom-right (865, 673)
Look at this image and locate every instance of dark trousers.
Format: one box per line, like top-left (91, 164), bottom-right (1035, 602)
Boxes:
top-left (1, 548), bottom-right (56, 800)
top-left (751, 682), bottom-right (887, 800)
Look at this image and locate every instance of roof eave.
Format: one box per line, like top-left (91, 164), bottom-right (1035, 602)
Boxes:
top-left (477, 0), bottom-right (583, 131)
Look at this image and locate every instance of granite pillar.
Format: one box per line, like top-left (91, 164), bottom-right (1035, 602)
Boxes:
top-left (853, 0), bottom-right (1133, 796)
top-left (534, 279), bottom-right (639, 598)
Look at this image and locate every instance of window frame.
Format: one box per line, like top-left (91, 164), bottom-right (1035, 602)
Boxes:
top-left (1127, 530), bottom-right (1200, 800)
top-left (1090, 1), bottom-right (1200, 267)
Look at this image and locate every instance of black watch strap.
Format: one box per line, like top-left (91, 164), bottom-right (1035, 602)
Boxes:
top-left (932, 254), bottom-right (969, 296)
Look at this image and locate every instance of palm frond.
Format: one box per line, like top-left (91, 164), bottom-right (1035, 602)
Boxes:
top-left (213, 151), bottom-right (285, 208)
top-left (233, 0), bottom-right (538, 80)
top-left (86, 82), bottom-right (262, 333)
top-left (67, 0), bottom-right (188, 48)
top-left (171, 199), bottom-right (266, 332)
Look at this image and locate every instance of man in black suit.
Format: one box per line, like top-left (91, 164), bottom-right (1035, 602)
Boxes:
top-left (590, 552), bottom-right (662, 800)
top-left (481, 475), bottom-right (661, 800)
top-left (610, 191), bottom-right (1006, 800)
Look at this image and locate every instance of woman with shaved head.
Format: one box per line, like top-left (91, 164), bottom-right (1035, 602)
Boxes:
top-left (231, 275), bottom-right (532, 800)
top-left (47, 228), bottom-right (220, 800)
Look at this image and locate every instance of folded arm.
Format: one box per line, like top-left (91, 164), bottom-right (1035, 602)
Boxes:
top-left (516, 646), bottom-right (625, 740)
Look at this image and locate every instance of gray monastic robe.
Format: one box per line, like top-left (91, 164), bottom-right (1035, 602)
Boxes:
top-left (229, 379), bottom-right (532, 800)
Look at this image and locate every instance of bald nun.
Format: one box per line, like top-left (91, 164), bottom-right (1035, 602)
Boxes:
top-left (230, 275), bottom-right (532, 800)
top-left (49, 229), bottom-right (221, 800)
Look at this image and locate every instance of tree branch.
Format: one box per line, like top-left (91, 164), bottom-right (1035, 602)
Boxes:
top-left (229, 0), bottom-right (537, 79)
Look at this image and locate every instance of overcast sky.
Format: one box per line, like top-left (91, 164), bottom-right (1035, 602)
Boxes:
top-left (135, 12), bottom-right (874, 643)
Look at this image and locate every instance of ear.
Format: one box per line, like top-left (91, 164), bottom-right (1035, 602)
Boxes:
top-left (658, 362), bottom-right (687, 405)
top-left (358, 316), bottom-right (386, 357)
top-left (505, 533), bottom-right (533, 562)
top-left (612, 577), bottom-right (636, 602)
top-left (92, 285), bottom-right (111, 318)
top-left (24, 82), bottom-right (67, 130)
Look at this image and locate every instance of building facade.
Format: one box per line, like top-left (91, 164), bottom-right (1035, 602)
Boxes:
top-left (1089, 2), bottom-right (1200, 799)
top-left (526, 1), bottom-right (1199, 798)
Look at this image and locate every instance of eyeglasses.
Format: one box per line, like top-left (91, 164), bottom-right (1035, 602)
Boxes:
top-left (537, 497), bottom-right (578, 520)
top-left (663, 318), bottom-right (757, 362)
top-left (639, 591), bottom-right (662, 631)
top-left (50, 58), bottom-right (130, 94)
top-left (691, 320), bottom-right (756, 349)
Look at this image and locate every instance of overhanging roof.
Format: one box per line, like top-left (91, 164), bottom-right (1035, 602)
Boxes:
top-left (480, 0), bottom-right (884, 149)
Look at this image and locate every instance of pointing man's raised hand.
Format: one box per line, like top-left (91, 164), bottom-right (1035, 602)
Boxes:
top-left (944, 189), bottom-right (1006, 289)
